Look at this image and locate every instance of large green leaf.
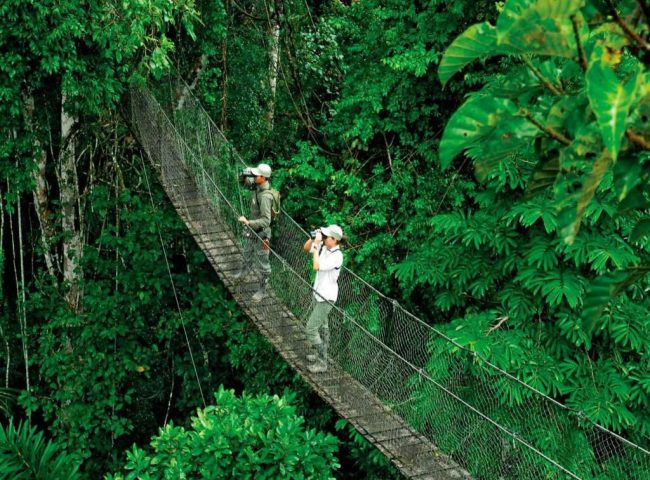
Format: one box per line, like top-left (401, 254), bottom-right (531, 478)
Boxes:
top-left (531, 0), bottom-right (586, 17)
top-left (438, 22), bottom-right (501, 87)
top-left (497, 0), bottom-right (586, 33)
top-left (496, 0), bottom-right (587, 58)
top-left (586, 58), bottom-right (643, 162)
top-left (626, 88), bottom-right (650, 140)
top-left (438, 96), bottom-right (518, 169)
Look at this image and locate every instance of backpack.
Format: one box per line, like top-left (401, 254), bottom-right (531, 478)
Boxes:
top-left (262, 188), bottom-right (281, 224)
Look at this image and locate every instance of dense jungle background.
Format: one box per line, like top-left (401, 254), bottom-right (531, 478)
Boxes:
top-left (1, 0), bottom-right (649, 478)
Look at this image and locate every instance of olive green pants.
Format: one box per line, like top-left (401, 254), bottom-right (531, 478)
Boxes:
top-left (305, 300), bottom-right (333, 359)
top-left (239, 234), bottom-right (271, 285)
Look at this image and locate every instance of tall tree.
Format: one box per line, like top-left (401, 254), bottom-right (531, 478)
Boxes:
top-left (0, 0), bottom-right (198, 309)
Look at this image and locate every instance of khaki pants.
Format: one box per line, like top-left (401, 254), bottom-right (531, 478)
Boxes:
top-left (305, 300), bottom-right (333, 358)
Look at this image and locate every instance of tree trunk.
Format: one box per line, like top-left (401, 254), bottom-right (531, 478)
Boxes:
top-left (58, 100), bottom-right (82, 312)
top-left (23, 95), bottom-right (57, 277)
top-left (176, 55), bottom-right (207, 111)
top-left (265, 4), bottom-right (281, 131)
top-left (221, 0), bottom-right (231, 130)
top-left (7, 183), bottom-right (29, 393)
top-left (0, 195), bottom-right (9, 389)
top-left (32, 149), bottom-right (57, 277)
top-left (16, 195), bottom-right (29, 393)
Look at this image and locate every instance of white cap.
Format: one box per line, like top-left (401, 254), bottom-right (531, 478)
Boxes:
top-left (320, 224), bottom-right (343, 241)
top-left (250, 163), bottom-right (272, 178)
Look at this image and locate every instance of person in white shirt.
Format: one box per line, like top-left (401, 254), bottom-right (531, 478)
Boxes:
top-left (302, 224), bottom-right (344, 373)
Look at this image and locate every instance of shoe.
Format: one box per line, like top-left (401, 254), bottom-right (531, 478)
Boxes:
top-left (251, 289), bottom-right (266, 303)
top-left (307, 361), bottom-right (328, 373)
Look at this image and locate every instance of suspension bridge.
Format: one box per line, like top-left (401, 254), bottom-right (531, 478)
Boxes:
top-left (128, 80), bottom-right (650, 479)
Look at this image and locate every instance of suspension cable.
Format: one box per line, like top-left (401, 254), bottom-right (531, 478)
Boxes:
top-left (138, 151), bottom-right (207, 409)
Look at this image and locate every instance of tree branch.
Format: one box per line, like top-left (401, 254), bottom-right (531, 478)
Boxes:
top-left (520, 109), bottom-right (572, 145)
top-left (636, 0), bottom-right (650, 29)
top-left (382, 132), bottom-right (393, 172)
top-left (487, 316), bottom-right (509, 335)
top-left (521, 56), bottom-right (562, 95)
top-left (605, 0), bottom-right (650, 52)
top-left (571, 15), bottom-right (588, 71)
top-left (626, 128), bottom-right (650, 149)
top-left (231, 0), bottom-right (265, 21)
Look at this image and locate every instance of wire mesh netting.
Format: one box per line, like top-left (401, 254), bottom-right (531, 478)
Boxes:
top-left (128, 79), bottom-right (650, 480)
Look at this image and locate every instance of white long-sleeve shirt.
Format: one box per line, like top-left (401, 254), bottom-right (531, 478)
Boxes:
top-left (312, 246), bottom-right (343, 302)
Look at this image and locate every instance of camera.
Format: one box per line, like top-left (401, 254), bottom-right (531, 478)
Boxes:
top-left (309, 229), bottom-right (321, 239)
top-left (239, 167), bottom-right (256, 190)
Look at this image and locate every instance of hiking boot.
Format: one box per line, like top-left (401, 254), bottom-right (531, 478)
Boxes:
top-left (307, 361), bottom-right (328, 373)
top-left (251, 288), bottom-right (266, 303)
top-left (307, 343), bottom-right (327, 363)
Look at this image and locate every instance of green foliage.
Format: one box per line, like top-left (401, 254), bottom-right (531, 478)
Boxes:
top-left (108, 387), bottom-right (339, 480)
top-left (23, 176), bottom-right (198, 466)
top-left (16, 154), bottom-right (329, 475)
top-left (0, 0), bottom-right (198, 117)
top-left (438, 0), bottom-right (650, 318)
top-left (334, 419), bottom-right (402, 480)
top-left (4, 0), bottom-right (649, 477)
top-left (0, 420), bottom-right (80, 480)
top-left (377, 0), bottom-right (650, 474)
top-left (261, 0), bottom-right (499, 292)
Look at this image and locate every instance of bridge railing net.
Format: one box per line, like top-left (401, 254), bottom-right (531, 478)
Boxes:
top-left (129, 82), bottom-right (650, 480)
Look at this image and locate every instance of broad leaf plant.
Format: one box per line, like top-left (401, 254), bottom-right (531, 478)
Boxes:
top-left (439, 0), bottom-right (650, 329)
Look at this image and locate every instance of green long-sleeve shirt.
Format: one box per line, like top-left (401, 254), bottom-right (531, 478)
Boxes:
top-left (247, 182), bottom-right (273, 238)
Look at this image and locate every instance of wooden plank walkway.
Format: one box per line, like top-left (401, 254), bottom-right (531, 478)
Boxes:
top-left (157, 162), bottom-right (471, 479)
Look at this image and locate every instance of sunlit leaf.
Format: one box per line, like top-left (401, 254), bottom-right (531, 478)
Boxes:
top-left (438, 22), bottom-right (502, 87)
top-left (586, 57), bottom-right (643, 162)
top-left (439, 96), bottom-right (518, 169)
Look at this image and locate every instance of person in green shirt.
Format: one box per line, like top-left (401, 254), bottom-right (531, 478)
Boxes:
top-left (236, 163), bottom-right (274, 303)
